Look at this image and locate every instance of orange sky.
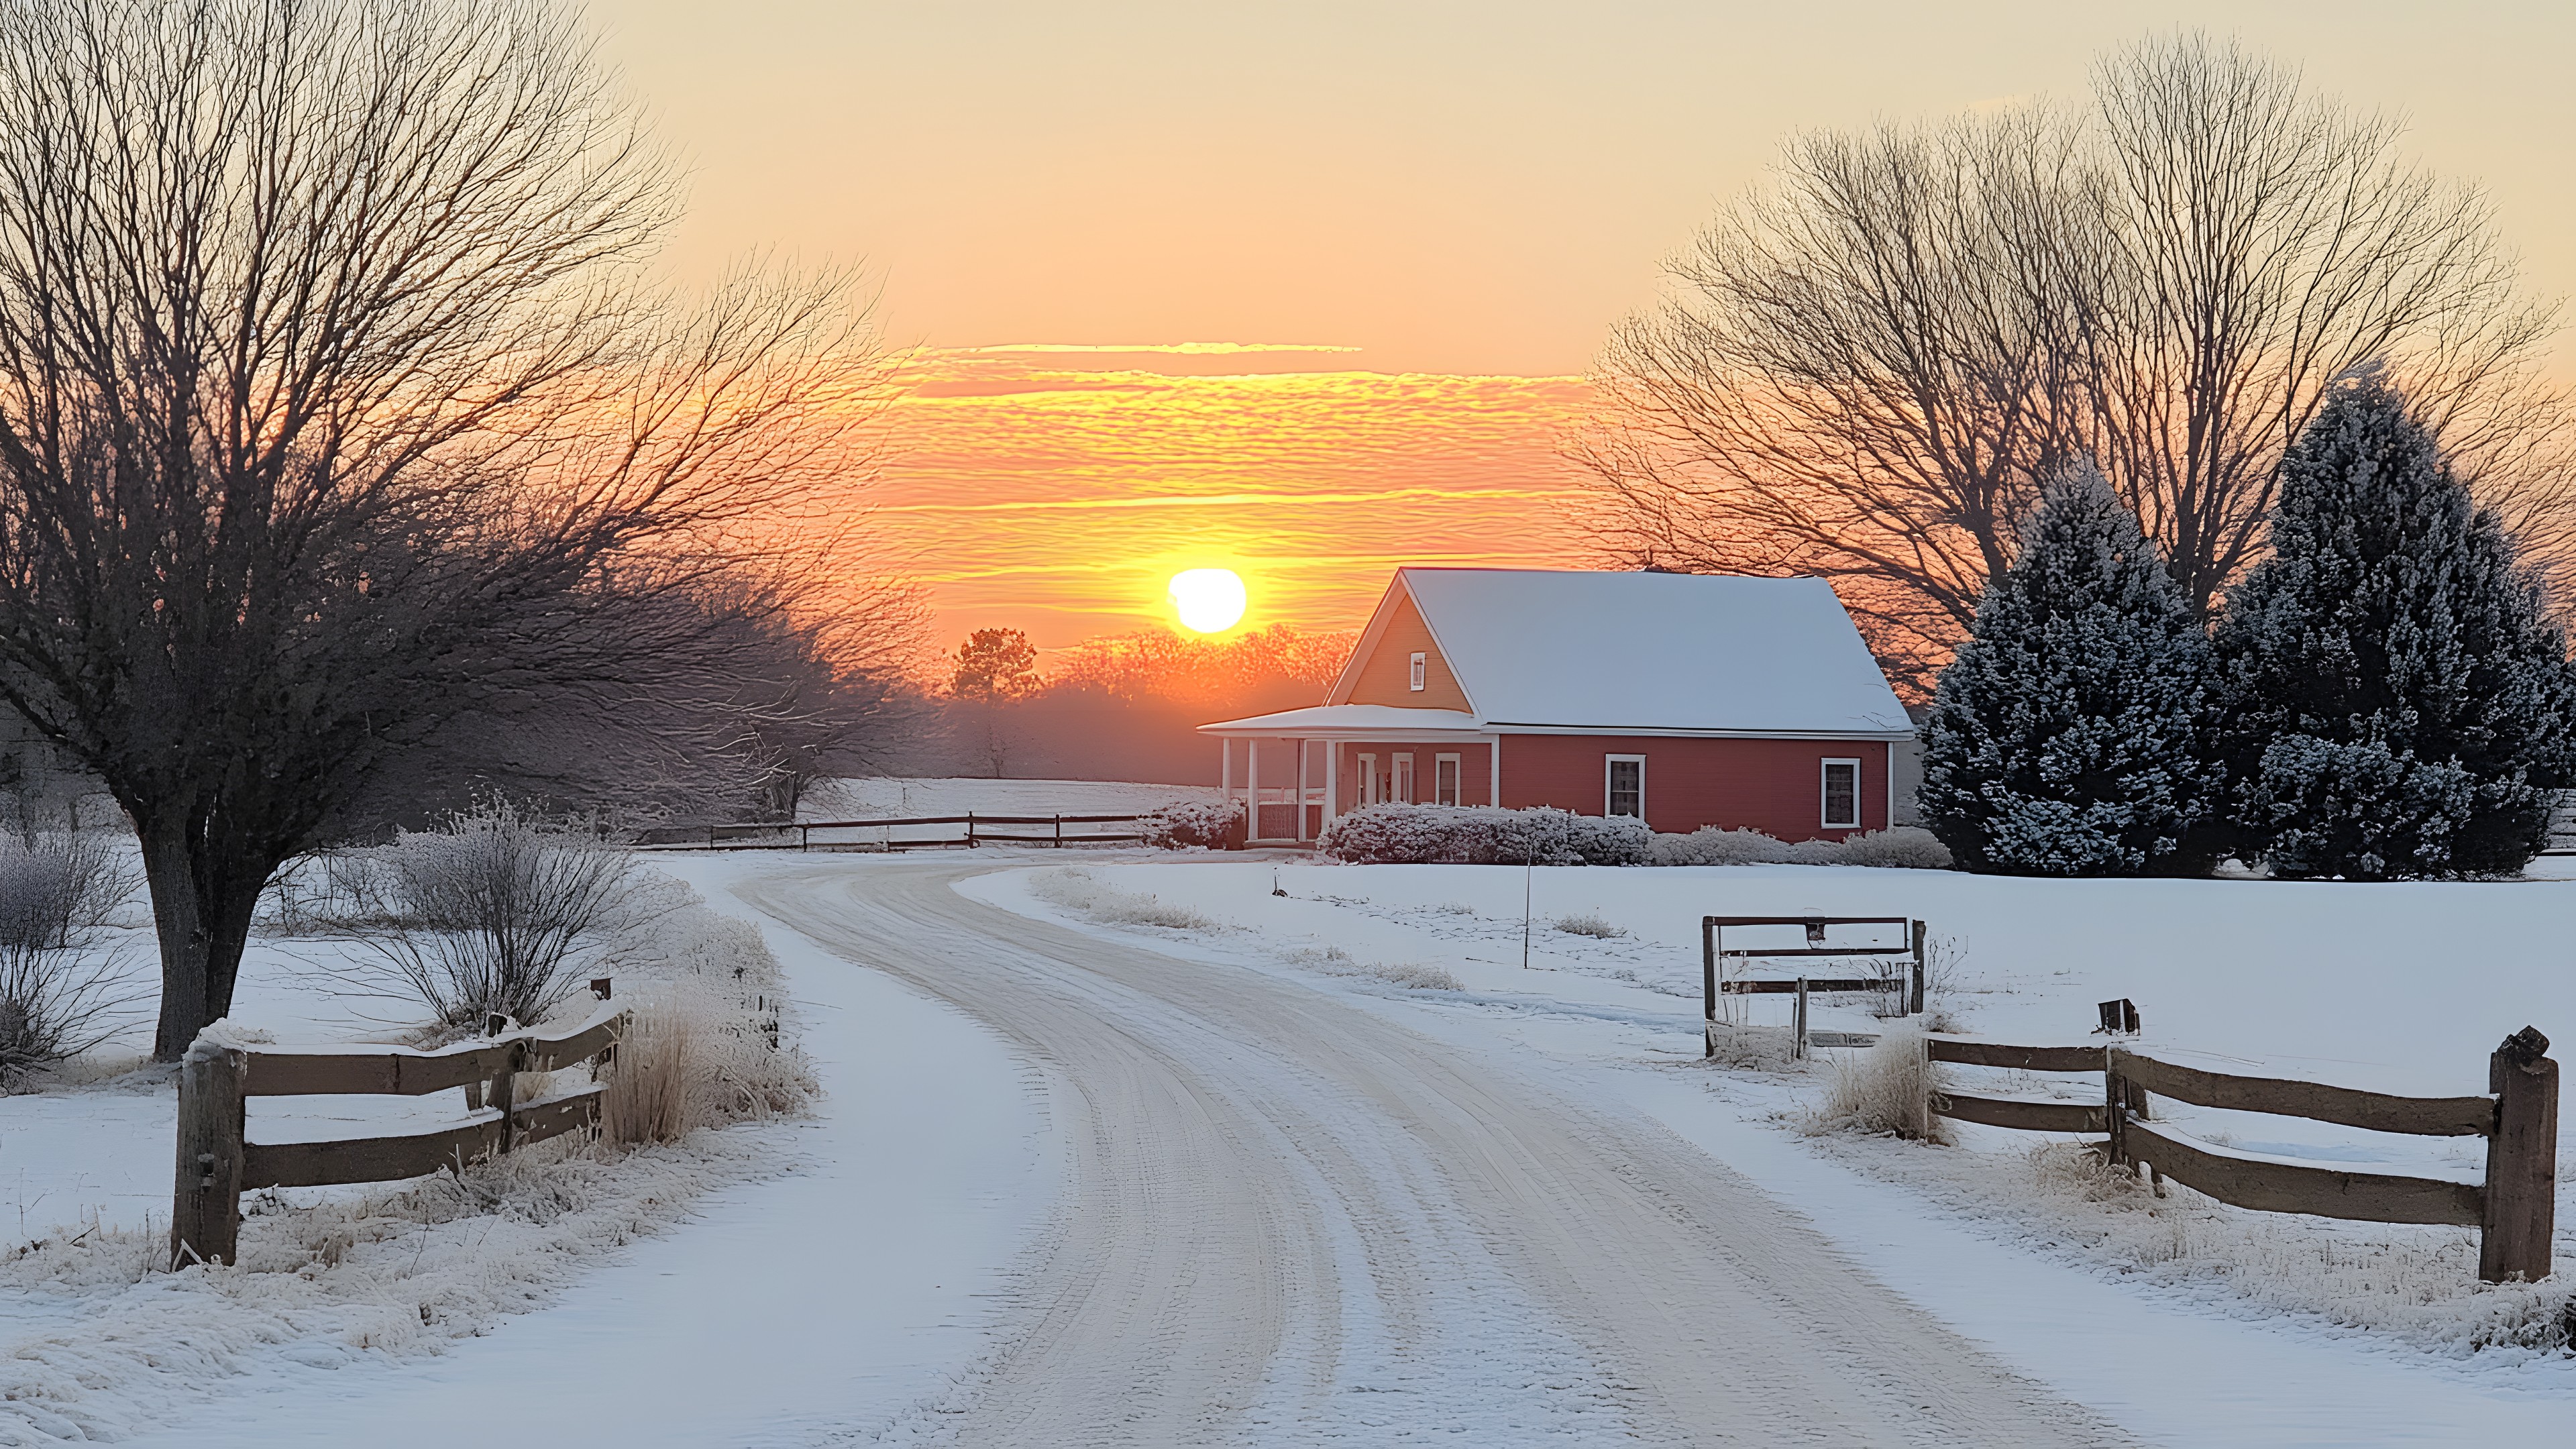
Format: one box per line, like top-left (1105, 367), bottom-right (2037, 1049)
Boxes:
top-left (586, 1), bottom-right (2576, 651)
top-left (867, 348), bottom-right (1593, 650)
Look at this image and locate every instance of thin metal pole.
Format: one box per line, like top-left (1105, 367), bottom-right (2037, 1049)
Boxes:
top-left (1794, 976), bottom-right (1809, 1061)
top-left (1521, 852), bottom-right (1533, 970)
top-left (1702, 916), bottom-right (1717, 1058)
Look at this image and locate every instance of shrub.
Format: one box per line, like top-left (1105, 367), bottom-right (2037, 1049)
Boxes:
top-left (1552, 911), bottom-right (1627, 938)
top-left (0, 833), bottom-right (138, 1087)
top-left (1317, 804), bottom-right (1649, 866)
top-left (1142, 798), bottom-right (1244, 850)
top-left (1030, 867), bottom-right (1216, 930)
top-left (1646, 824), bottom-right (1951, 869)
top-left (372, 801), bottom-right (641, 1029)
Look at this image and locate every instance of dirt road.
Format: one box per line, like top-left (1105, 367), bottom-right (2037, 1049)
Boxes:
top-left (741, 861), bottom-right (2133, 1448)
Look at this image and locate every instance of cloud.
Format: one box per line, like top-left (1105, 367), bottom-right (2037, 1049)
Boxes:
top-left (953, 341), bottom-right (1363, 356)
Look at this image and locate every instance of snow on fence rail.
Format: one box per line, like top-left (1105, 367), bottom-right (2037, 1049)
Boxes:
top-left (170, 987), bottom-right (631, 1270)
top-left (640, 812), bottom-right (1155, 852)
top-left (1921, 1027), bottom-right (2559, 1283)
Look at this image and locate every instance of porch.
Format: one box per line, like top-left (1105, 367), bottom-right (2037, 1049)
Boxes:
top-left (1204, 705), bottom-right (1497, 846)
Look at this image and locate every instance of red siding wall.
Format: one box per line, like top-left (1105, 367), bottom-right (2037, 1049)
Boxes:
top-left (1330, 741), bottom-right (1495, 807)
top-left (1497, 735), bottom-right (1890, 840)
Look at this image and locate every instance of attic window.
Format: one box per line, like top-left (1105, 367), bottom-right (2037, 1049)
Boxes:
top-left (1408, 651), bottom-right (1426, 691)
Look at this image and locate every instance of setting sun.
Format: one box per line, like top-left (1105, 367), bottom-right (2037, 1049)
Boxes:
top-left (1169, 568), bottom-right (1248, 633)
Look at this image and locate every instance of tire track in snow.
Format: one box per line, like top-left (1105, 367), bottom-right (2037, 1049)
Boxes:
top-left (745, 861), bottom-right (2133, 1448)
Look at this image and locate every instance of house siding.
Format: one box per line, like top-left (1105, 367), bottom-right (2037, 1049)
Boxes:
top-left (1331, 740), bottom-right (1494, 808)
top-left (1335, 591), bottom-right (1471, 711)
top-left (1496, 734), bottom-right (1890, 840)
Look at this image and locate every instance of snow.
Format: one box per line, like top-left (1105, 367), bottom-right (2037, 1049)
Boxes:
top-left (965, 855), bottom-right (2576, 1442)
top-left (1353, 567), bottom-right (1913, 735)
top-left (800, 775), bottom-right (1223, 821)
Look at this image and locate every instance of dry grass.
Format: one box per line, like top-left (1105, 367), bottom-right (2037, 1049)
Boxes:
top-left (1801, 1022), bottom-right (1951, 1144)
top-left (1285, 944), bottom-right (1462, 992)
top-left (1030, 867), bottom-right (1216, 931)
top-left (1550, 910), bottom-right (1627, 939)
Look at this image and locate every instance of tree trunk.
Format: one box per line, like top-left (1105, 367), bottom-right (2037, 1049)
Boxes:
top-left (139, 816), bottom-right (267, 1061)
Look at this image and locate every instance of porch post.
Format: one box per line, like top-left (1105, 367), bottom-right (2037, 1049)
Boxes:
top-left (1246, 739), bottom-right (1260, 841)
top-left (1295, 738), bottom-right (1309, 841)
top-left (1323, 740), bottom-right (1338, 822)
top-left (1220, 736), bottom-right (1231, 797)
top-left (1489, 734), bottom-right (1502, 808)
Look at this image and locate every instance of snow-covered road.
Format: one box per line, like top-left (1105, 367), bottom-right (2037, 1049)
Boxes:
top-left (741, 859), bottom-right (2132, 1446)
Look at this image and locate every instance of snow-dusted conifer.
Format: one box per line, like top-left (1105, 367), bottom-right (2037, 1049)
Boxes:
top-left (2213, 364), bottom-right (2575, 879)
top-left (1917, 464), bottom-right (2221, 875)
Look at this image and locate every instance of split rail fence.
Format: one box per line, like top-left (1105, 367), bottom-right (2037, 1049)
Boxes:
top-left (645, 812), bottom-right (1152, 853)
top-left (170, 989), bottom-right (630, 1269)
top-left (1922, 1026), bottom-right (2559, 1283)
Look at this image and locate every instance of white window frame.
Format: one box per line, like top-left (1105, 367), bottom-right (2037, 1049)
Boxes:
top-left (1356, 752), bottom-right (1379, 806)
top-left (1408, 651), bottom-right (1427, 691)
top-left (1821, 757), bottom-right (1862, 830)
top-left (1434, 753), bottom-right (1461, 806)
top-left (1392, 753), bottom-right (1415, 804)
top-left (1603, 753), bottom-right (1646, 819)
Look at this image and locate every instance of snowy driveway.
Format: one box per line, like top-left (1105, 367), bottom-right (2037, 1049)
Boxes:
top-left (740, 860), bottom-right (2133, 1446)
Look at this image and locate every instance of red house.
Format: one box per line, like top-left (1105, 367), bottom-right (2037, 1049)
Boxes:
top-left (1201, 568), bottom-right (1914, 845)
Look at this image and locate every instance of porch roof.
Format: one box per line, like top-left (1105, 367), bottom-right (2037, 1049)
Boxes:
top-left (1195, 704), bottom-right (1482, 739)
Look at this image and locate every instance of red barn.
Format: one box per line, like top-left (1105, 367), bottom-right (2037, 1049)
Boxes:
top-left (1201, 568), bottom-right (1914, 845)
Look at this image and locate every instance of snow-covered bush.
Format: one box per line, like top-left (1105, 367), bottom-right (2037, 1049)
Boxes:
top-left (1919, 464), bottom-right (2224, 876)
top-left (1285, 944), bottom-right (1462, 991)
top-left (2214, 365), bottom-right (2576, 879)
top-left (0, 834), bottom-right (136, 1087)
top-left (1645, 824), bottom-right (1951, 869)
top-left (1803, 1022), bottom-right (1949, 1144)
top-left (1317, 804), bottom-right (1649, 866)
top-left (597, 877), bottom-right (814, 1139)
top-left (1142, 798), bottom-right (1244, 850)
top-left (370, 802), bottom-right (640, 1029)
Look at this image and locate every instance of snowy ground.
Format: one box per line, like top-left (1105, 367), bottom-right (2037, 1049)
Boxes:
top-left (7, 842), bottom-right (2576, 1443)
top-left (964, 854), bottom-right (2576, 1441)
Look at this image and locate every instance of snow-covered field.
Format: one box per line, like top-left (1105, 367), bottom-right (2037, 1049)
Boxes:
top-left (800, 775), bottom-right (1223, 821)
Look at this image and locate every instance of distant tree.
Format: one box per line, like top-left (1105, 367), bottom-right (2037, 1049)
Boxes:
top-left (1580, 33), bottom-right (2573, 694)
top-left (1919, 464), bottom-right (2224, 875)
top-left (2214, 366), bottom-right (2576, 879)
top-left (0, 0), bottom-right (891, 1057)
top-left (947, 628), bottom-right (1043, 777)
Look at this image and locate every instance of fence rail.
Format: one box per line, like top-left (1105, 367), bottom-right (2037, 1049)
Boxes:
top-left (1916, 1026), bottom-right (2557, 1282)
top-left (641, 812), bottom-right (1156, 853)
top-left (1701, 915), bottom-right (1927, 1061)
top-left (171, 990), bottom-right (629, 1270)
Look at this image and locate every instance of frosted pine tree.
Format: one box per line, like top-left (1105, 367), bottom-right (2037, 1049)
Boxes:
top-left (1918, 464), bottom-right (2223, 875)
top-left (2213, 364), bottom-right (2575, 879)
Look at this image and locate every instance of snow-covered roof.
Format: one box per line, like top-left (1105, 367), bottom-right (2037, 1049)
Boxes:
top-left (1197, 704), bottom-right (1481, 737)
top-left (1332, 569), bottom-right (1911, 737)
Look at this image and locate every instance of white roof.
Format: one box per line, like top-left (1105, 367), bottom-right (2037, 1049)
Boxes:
top-left (1198, 704), bottom-right (1480, 737)
top-left (1331, 568), bottom-right (1911, 737)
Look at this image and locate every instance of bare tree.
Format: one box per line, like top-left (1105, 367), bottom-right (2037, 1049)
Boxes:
top-left (0, 0), bottom-right (892, 1057)
top-left (1581, 33), bottom-right (2569, 690)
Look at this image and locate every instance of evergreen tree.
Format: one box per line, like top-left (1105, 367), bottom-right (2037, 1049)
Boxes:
top-left (2213, 364), bottom-right (2576, 879)
top-left (1919, 464), bottom-right (2223, 875)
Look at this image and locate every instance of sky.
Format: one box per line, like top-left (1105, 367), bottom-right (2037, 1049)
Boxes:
top-left (586, 1), bottom-right (2576, 653)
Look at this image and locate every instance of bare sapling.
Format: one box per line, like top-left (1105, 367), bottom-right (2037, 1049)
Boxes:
top-left (0, 833), bottom-right (140, 1087)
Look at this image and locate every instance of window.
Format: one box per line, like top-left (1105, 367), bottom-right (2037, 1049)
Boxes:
top-left (1822, 758), bottom-right (1862, 829)
top-left (1434, 753), bottom-right (1460, 806)
top-left (1356, 753), bottom-right (1378, 806)
top-left (1393, 753), bottom-right (1415, 803)
top-left (1605, 755), bottom-right (1644, 818)
top-left (1408, 651), bottom-right (1426, 691)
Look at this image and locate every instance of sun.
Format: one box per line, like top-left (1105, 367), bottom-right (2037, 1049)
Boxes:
top-left (1168, 568), bottom-right (1248, 633)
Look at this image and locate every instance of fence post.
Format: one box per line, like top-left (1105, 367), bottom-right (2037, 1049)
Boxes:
top-left (488, 1014), bottom-right (519, 1154)
top-left (2104, 1056), bottom-right (2129, 1171)
top-left (966, 811), bottom-right (977, 849)
top-left (1909, 920), bottom-right (1927, 1015)
top-left (1793, 976), bottom-right (1809, 1062)
top-left (2481, 1026), bottom-right (2558, 1283)
top-left (1055, 813), bottom-right (1063, 847)
top-left (1701, 916), bottom-right (1717, 1058)
top-left (170, 1038), bottom-right (249, 1269)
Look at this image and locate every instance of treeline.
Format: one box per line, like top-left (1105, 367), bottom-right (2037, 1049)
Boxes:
top-left (924, 625), bottom-right (1354, 784)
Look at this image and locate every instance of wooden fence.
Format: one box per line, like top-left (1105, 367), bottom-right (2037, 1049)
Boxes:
top-left (1701, 916), bottom-right (1927, 1059)
top-left (170, 990), bottom-right (629, 1270)
top-left (643, 812), bottom-right (1153, 853)
top-left (1922, 1026), bottom-right (2559, 1283)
